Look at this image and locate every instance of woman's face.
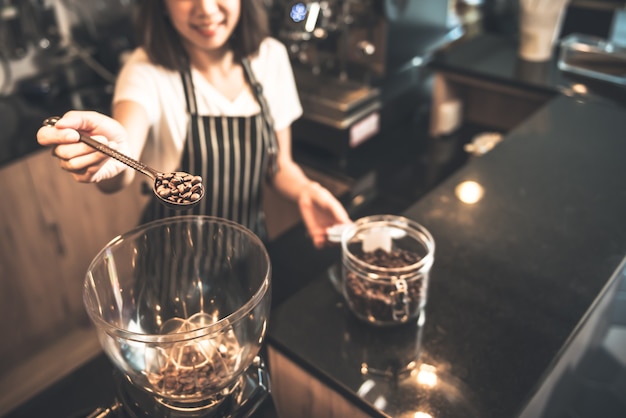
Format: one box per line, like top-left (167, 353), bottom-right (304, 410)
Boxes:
top-left (164, 0), bottom-right (241, 54)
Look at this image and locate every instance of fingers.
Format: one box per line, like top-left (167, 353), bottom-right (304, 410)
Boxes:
top-left (54, 110), bottom-right (117, 132)
top-left (57, 146), bottom-right (107, 171)
top-left (50, 141), bottom-right (108, 182)
top-left (310, 184), bottom-right (351, 223)
top-left (298, 209), bottom-right (326, 249)
top-left (325, 198), bottom-right (351, 224)
top-left (37, 111), bottom-right (94, 146)
top-left (37, 111), bottom-right (124, 147)
top-left (298, 182), bottom-right (353, 248)
top-left (303, 222), bottom-right (328, 249)
top-left (312, 235), bottom-right (326, 249)
top-left (37, 124), bottom-right (80, 146)
top-left (300, 205), bottom-right (350, 249)
top-left (51, 141), bottom-right (96, 160)
top-left (310, 188), bottom-right (352, 226)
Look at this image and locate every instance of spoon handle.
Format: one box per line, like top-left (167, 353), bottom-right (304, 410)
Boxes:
top-left (77, 131), bottom-right (159, 179)
top-left (43, 116), bottom-right (159, 180)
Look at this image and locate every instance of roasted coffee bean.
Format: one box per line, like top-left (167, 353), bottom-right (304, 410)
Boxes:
top-left (155, 172), bottom-right (204, 205)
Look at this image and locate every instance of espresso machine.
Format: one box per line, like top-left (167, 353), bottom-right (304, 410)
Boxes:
top-left (271, 0), bottom-right (462, 156)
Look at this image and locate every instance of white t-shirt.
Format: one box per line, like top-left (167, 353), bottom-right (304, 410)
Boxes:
top-left (113, 37), bottom-right (303, 173)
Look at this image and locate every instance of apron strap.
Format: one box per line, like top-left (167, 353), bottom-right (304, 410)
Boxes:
top-left (241, 57), bottom-right (279, 178)
top-left (180, 69), bottom-right (197, 115)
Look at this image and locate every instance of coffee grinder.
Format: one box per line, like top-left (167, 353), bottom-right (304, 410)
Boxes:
top-left (83, 216), bottom-right (272, 418)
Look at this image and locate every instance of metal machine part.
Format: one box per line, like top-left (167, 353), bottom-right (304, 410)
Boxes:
top-left (279, 0), bottom-right (384, 80)
top-left (276, 0), bottom-right (384, 151)
top-left (271, 0), bottom-right (463, 156)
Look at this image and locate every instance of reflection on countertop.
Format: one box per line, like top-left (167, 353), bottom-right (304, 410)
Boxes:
top-left (267, 95), bottom-right (626, 417)
top-left (518, 257), bottom-right (626, 418)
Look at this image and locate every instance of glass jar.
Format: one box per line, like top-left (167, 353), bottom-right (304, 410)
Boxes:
top-left (341, 215), bottom-right (435, 326)
top-left (83, 215), bottom-right (271, 412)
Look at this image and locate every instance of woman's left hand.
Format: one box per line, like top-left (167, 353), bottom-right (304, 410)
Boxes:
top-left (298, 182), bottom-right (352, 249)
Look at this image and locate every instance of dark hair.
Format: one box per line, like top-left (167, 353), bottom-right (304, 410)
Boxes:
top-left (134, 0), bottom-right (270, 72)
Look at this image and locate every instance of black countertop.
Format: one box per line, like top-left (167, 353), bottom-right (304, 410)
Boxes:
top-left (268, 94), bottom-right (626, 417)
top-left (431, 33), bottom-right (566, 96)
top-left (517, 256), bottom-right (626, 418)
top-left (429, 33), bottom-right (626, 107)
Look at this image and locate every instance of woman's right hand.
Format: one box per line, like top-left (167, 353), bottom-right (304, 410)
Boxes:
top-left (37, 110), bottom-right (130, 183)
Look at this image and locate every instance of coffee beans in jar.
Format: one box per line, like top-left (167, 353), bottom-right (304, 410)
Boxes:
top-left (155, 172), bottom-right (204, 205)
top-left (340, 215), bottom-right (435, 326)
top-left (344, 248), bottom-right (425, 324)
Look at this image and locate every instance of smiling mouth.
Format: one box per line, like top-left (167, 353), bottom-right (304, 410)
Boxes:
top-left (193, 23), bottom-right (221, 36)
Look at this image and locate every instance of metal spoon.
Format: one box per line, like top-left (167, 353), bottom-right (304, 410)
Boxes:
top-left (43, 116), bottom-right (205, 210)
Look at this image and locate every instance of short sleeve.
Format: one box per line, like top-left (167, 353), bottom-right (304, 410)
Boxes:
top-left (255, 38), bottom-right (303, 131)
top-left (111, 48), bottom-right (188, 173)
top-left (113, 49), bottom-right (162, 125)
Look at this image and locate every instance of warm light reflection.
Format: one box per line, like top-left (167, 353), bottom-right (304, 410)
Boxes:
top-left (352, 194), bottom-right (366, 207)
top-left (155, 304), bottom-right (162, 327)
top-left (356, 379), bottom-right (376, 397)
top-left (414, 412), bottom-right (433, 418)
top-left (360, 363), bottom-right (369, 375)
top-left (572, 83), bottom-right (588, 95)
top-left (455, 181), bottom-right (484, 204)
top-left (373, 395), bottom-right (387, 411)
top-left (258, 319), bottom-right (267, 344)
top-left (416, 363), bottom-right (438, 388)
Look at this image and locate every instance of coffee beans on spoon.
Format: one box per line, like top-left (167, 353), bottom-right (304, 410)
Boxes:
top-left (155, 172), bottom-right (204, 205)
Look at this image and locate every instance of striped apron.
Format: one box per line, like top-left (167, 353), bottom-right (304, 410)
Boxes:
top-left (140, 67), bottom-right (272, 241)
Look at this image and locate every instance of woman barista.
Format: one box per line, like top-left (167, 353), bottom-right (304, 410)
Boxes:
top-left (37, 0), bottom-right (350, 247)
